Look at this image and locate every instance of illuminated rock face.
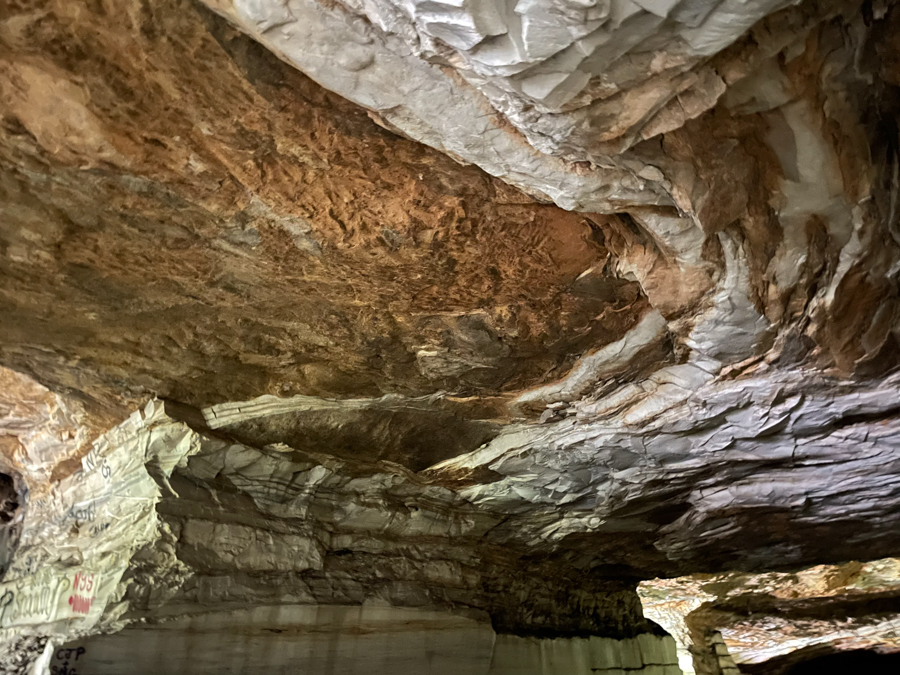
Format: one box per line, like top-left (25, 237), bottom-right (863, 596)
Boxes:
top-left (640, 558), bottom-right (900, 674)
top-left (2, 0), bottom-right (900, 671)
top-left (0, 385), bottom-right (677, 673)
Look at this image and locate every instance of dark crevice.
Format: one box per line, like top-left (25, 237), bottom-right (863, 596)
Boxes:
top-left (0, 472), bottom-right (22, 580)
top-left (708, 589), bottom-right (900, 622)
top-left (744, 646), bottom-right (900, 675)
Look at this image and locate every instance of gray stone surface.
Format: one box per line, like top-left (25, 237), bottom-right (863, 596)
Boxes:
top-left (4, 0), bottom-right (900, 671)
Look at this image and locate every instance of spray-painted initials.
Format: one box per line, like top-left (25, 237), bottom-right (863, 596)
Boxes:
top-left (67, 572), bottom-right (96, 615)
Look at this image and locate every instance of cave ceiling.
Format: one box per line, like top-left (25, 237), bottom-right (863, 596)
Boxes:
top-left (2, 0), bottom-right (900, 672)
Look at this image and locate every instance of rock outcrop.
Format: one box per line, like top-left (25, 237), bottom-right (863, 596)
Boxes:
top-left (0, 378), bottom-right (677, 672)
top-left (640, 557), bottom-right (900, 674)
top-left (2, 0), bottom-right (900, 671)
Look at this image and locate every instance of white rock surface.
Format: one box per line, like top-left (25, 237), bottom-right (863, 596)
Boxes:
top-left (0, 399), bottom-right (199, 669)
top-left (202, 0), bottom-right (676, 211)
top-left (435, 366), bottom-right (900, 572)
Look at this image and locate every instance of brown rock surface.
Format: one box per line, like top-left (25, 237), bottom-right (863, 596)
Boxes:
top-left (2, 0), bottom-right (900, 672)
top-left (0, 0), bottom-right (650, 415)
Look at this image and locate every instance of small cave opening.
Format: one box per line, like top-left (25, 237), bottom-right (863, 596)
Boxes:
top-left (0, 472), bottom-right (22, 578)
top-left (782, 648), bottom-right (900, 675)
top-left (0, 473), bottom-right (18, 522)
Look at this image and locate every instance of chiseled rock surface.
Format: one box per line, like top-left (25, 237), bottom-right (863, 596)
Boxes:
top-left (639, 558), bottom-right (900, 674)
top-left (46, 608), bottom-right (681, 675)
top-left (490, 633), bottom-right (681, 674)
top-left (54, 606), bottom-right (498, 675)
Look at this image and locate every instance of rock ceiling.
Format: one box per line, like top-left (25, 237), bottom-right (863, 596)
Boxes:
top-left (1, 0), bottom-right (900, 672)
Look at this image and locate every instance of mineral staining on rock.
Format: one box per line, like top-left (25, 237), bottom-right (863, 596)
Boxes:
top-left (3, 0), bottom-right (900, 423)
top-left (0, 0), bottom-right (655, 412)
top-left (3, 0), bottom-right (900, 671)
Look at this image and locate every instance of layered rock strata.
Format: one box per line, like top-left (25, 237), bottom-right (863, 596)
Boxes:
top-left (0, 381), bottom-right (676, 673)
top-left (52, 613), bottom-right (682, 675)
top-left (640, 557), bottom-right (900, 674)
top-left (3, 0), bottom-right (900, 671)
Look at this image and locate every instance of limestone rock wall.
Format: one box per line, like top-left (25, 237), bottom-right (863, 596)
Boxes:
top-left (46, 609), bottom-right (681, 675)
top-left (639, 557), bottom-right (900, 674)
top-left (3, 0), bottom-right (900, 671)
top-left (490, 633), bottom-right (681, 674)
top-left (0, 381), bottom-right (677, 672)
top-left (434, 368), bottom-right (900, 576)
top-left (53, 606), bottom-right (498, 675)
top-left (7, 370), bottom-right (900, 672)
top-left (0, 394), bottom-right (198, 671)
